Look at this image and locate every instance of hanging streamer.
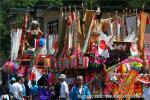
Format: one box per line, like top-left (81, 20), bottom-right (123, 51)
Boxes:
top-left (82, 14), bottom-right (95, 53)
top-left (11, 29), bottom-right (22, 61)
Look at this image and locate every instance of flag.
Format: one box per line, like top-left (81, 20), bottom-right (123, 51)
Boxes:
top-left (28, 66), bottom-right (42, 88)
top-left (98, 32), bottom-right (109, 58)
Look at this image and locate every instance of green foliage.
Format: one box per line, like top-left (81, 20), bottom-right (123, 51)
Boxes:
top-left (1, 0), bottom-right (38, 9)
top-left (0, 0), bottom-right (63, 58)
top-left (88, 0), bottom-right (150, 9)
top-left (0, 0), bottom-right (39, 58)
top-left (129, 0), bottom-right (150, 8)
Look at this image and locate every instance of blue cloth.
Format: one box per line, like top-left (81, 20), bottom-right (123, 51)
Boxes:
top-left (30, 84), bottom-right (39, 95)
top-left (143, 87), bottom-right (150, 100)
top-left (22, 84), bottom-right (26, 96)
top-left (69, 85), bottom-right (91, 100)
top-left (39, 38), bottom-right (45, 47)
top-left (39, 87), bottom-right (51, 100)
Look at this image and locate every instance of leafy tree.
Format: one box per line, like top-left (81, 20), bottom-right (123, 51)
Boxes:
top-left (0, 0), bottom-right (40, 59)
top-left (0, 0), bottom-right (64, 59)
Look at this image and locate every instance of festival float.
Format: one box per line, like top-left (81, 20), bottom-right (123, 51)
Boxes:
top-left (2, 6), bottom-right (150, 99)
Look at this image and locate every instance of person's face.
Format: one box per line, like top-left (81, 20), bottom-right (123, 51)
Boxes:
top-left (56, 79), bottom-right (60, 83)
top-left (59, 78), bottom-right (63, 82)
top-left (77, 79), bottom-right (83, 86)
top-left (21, 78), bottom-right (25, 83)
top-left (26, 76), bottom-right (29, 80)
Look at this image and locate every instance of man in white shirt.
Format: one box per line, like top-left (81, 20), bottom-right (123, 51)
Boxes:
top-left (11, 77), bottom-right (24, 100)
top-left (143, 85), bottom-right (150, 100)
top-left (9, 77), bottom-right (16, 99)
top-left (59, 74), bottom-right (69, 100)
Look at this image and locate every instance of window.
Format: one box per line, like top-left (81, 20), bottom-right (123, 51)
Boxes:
top-left (48, 20), bottom-right (59, 35)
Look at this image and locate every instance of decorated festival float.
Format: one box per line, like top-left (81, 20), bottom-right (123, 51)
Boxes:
top-left (2, 6), bottom-right (150, 99)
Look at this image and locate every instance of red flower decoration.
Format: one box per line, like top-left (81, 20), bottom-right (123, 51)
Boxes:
top-left (99, 40), bottom-right (107, 50)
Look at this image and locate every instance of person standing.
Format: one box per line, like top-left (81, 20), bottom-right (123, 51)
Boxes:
top-left (20, 77), bottom-right (26, 100)
top-left (69, 76), bottom-right (91, 100)
top-left (11, 77), bottom-right (24, 100)
top-left (9, 77), bottom-right (16, 99)
top-left (24, 76), bottom-right (30, 100)
top-left (143, 77), bottom-right (150, 100)
top-left (51, 79), bottom-right (61, 100)
top-left (59, 74), bottom-right (69, 100)
top-left (30, 81), bottom-right (39, 100)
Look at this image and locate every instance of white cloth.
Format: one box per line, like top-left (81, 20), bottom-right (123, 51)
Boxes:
top-left (123, 32), bottom-right (136, 42)
top-left (10, 29), bottom-right (22, 61)
top-left (125, 16), bottom-right (137, 34)
top-left (143, 87), bottom-right (150, 100)
top-left (48, 35), bottom-right (58, 54)
top-left (11, 82), bottom-right (23, 100)
top-left (79, 86), bottom-right (83, 94)
top-left (9, 84), bottom-right (13, 94)
top-left (60, 81), bottom-right (69, 98)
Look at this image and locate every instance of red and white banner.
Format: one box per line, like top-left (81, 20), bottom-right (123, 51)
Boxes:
top-left (28, 66), bottom-right (42, 87)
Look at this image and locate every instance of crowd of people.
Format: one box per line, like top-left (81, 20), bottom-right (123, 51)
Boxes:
top-left (4, 74), bottom-right (91, 100)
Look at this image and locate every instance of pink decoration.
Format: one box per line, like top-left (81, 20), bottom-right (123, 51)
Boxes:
top-left (130, 57), bottom-right (143, 63)
top-left (122, 57), bottom-right (143, 64)
top-left (83, 57), bottom-right (89, 69)
top-left (104, 82), bottom-right (113, 95)
top-left (2, 61), bottom-right (15, 73)
top-left (120, 79), bottom-right (125, 83)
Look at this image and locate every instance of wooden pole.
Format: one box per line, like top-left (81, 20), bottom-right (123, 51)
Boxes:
top-left (138, 12), bottom-right (148, 71)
